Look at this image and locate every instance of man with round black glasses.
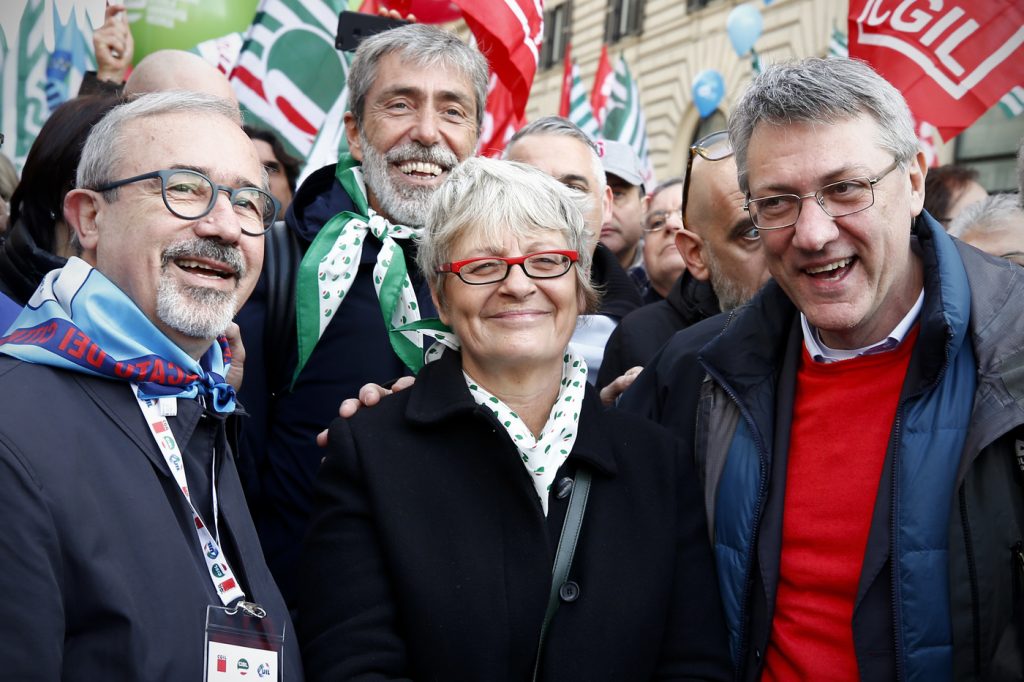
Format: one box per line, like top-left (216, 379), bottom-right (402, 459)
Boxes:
top-left (0, 92), bottom-right (300, 679)
top-left (620, 57), bottom-right (1024, 681)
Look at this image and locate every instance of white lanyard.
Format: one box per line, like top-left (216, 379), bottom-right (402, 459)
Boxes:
top-left (132, 386), bottom-right (246, 606)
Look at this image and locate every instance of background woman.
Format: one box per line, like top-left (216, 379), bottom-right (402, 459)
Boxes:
top-left (299, 157), bottom-right (729, 681)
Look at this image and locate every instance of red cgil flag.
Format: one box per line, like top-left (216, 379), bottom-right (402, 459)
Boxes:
top-left (848, 0), bottom-right (1024, 141)
top-left (590, 45), bottom-right (613, 128)
top-left (453, 0), bottom-right (543, 156)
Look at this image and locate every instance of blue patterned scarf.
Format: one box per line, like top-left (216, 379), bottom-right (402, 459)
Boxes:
top-left (0, 257), bottom-right (237, 412)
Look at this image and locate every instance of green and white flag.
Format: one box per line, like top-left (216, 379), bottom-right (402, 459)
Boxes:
top-left (15, 0), bottom-right (47, 168)
top-left (230, 0), bottom-right (351, 180)
top-left (566, 59), bottom-right (600, 140)
top-left (600, 55), bottom-right (654, 185)
top-left (828, 26), bottom-right (848, 59)
top-left (999, 86), bottom-right (1024, 118)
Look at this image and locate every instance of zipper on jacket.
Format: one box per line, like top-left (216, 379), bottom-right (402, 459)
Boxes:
top-left (702, 362), bottom-right (769, 680)
top-left (889, 407), bottom-right (905, 682)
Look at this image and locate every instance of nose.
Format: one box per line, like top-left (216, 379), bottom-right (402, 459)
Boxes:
top-left (410, 109), bottom-right (442, 147)
top-left (194, 190), bottom-right (243, 243)
top-left (789, 198), bottom-right (839, 253)
top-left (498, 262), bottom-right (536, 298)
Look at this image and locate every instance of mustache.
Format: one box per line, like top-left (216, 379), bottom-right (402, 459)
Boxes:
top-left (384, 142), bottom-right (458, 170)
top-left (161, 237), bottom-right (246, 278)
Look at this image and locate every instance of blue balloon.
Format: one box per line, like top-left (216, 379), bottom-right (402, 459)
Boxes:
top-left (727, 4), bottom-right (764, 57)
top-left (692, 69), bottom-right (725, 118)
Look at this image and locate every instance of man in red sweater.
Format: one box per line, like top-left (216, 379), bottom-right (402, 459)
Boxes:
top-left (620, 57), bottom-right (1024, 681)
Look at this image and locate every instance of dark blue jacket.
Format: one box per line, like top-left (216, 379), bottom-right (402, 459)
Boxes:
top-left (235, 162), bottom-right (436, 608)
top-left (620, 215), bottom-right (1024, 681)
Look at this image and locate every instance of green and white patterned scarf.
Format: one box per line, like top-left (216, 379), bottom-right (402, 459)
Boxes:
top-left (294, 153), bottom-right (430, 383)
top-left (463, 350), bottom-right (588, 515)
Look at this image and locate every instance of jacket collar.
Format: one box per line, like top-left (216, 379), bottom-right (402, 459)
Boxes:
top-left (667, 271), bottom-right (721, 328)
top-left (406, 349), bottom-right (619, 476)
top-left (699, 213), bottom-right (971, 403)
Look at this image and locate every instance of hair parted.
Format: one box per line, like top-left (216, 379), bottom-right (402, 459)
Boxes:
top-left (417, 156), bottom-right (601, 313)
top-left (728, 57), bottom-right (919, 193)
top-left (77, 91), bottom-right (245, 196)
top-left (347, 24), bottom-right (489, 134)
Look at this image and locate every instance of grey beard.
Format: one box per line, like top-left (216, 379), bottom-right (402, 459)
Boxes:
top-left (156, 237), bottom-right (243, 340)
top-left (704, 242), bottom-right (755, 312)
top-left (359, 134), bottom-right (458, 227)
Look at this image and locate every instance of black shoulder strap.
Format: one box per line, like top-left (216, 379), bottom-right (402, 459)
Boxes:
top-left (263, 220), bottom-right (302, 395)
top-left (532, 468), bottom-right (592, 681)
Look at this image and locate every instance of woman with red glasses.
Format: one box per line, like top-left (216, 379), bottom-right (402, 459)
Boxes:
top-left (298, 156), bottom-right (730, 681)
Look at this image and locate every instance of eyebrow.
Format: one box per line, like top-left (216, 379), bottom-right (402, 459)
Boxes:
top-left (172, 163), bottom-right (261, 190)
top-left (556, 173), bottom-right (591, 189)
top-left (754, 164), bottom-right (875, 194)
top-left (376, 85), bottom-right (474, 110)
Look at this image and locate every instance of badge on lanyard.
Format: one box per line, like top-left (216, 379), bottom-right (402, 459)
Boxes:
top-left (205, 601), bottom-right (286, 681)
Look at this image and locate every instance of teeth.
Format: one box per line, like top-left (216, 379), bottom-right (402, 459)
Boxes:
top-left (176, 259), bottom-right (231, 277)
top-left (398, 161), bottom-right (442, 177)
top-left (806, 257), bottom-right (852, 275)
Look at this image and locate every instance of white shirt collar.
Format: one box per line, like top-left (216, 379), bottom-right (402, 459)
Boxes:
top-left (801, 288), bottom-right (925, 363)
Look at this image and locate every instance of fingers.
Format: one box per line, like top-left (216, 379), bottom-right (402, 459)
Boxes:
top-left (391, 375), bottom-right (415, 392)
top-left (599, 366), bottom-right (643, 407)
top-left (316, 428), bottom-right (329, 448)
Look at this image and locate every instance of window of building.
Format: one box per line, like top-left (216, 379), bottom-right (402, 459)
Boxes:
top-left (605, 0), bottom-right (645, 44)
top-left (954, 106), bottom-right (1024, 192)
top-left (539, 2), bottom-right (572, 71)
top-left (687, 0), bottom-right (712, 12)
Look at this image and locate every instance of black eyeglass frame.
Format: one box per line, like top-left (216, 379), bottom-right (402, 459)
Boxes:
top-left (94, 168), bottom-right (280, 236)
top-left (743, 158), bottom-right (902, 231)
top-left (681, 130), bottom-right (734, 226)
top-left (438, 250), bottom-right (580, 285)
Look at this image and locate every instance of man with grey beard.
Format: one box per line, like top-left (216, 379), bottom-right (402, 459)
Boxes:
top-left (0, 92), bottom-right (302, 679)
top-left (233, 23), bottom-right (489, 607)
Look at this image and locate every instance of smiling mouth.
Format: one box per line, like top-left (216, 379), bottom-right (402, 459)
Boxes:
top-left (174, 258), bottom-right (236, 281)
top-left (804, 256), bottom-right (855, 280)
top-left (396, 160), bottom-right (444, 178)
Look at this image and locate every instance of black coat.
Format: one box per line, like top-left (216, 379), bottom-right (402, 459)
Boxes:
top-left (597, 272), bottom-right (720, 389)
top-left (0, 357), bottom-right (303, 680)
top-left (298, 350), bottom-right (731, 681)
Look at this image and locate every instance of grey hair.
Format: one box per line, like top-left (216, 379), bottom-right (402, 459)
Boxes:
top-left (1017, 138), bottom-right (1023, 206)
top-left (505, 116), bottom-right (607, 195)
top-left (728, 58), bottom-right (919, 193)
top-left (77, 91), bottom-right (245, 194)
top-left (417, 156), bottom-right (601, 313)
top-left (347, 24), bottom-right (489, 133)
top-left (949, 192), bottom-right (1024, 238)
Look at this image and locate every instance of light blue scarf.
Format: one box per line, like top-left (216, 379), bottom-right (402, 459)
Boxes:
top-left (0, 257), bottom-right (237, 413)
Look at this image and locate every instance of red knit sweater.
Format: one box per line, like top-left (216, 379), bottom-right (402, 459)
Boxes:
top-left (762, 326), bottom-right (918, 681)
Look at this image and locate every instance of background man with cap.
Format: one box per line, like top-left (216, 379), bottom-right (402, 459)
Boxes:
top-left (598, 140), bottom-right (649, 297)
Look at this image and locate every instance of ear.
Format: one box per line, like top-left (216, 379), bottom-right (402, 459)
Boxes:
top-left (344, 111), bottom-right (363, 162)
top-left (676, 228), bottom-right (709, 281)
top-left (430, 285), bottom-right (450, 326)
top-left (641, 194), bottom-right (650, 215)
top-left (907, 150), bottom-right (928, 216)
top-left (601, 184), bottom-right (613, 222)
top-left (64, 189), bottom-right (101, 255)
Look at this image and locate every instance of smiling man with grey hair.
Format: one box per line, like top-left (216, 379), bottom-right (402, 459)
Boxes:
top-left (621, 57), bottom-right (1024, 681)
top-left (0, 91), bottom-right (301, 679)
top-left (233, 22), bottom-right (490, 607)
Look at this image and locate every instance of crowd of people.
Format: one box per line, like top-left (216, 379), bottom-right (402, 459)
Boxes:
top-left (0, 12), bottom-right (1023, 682)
